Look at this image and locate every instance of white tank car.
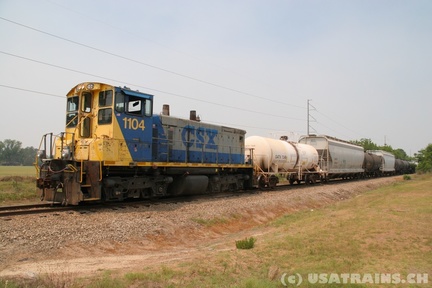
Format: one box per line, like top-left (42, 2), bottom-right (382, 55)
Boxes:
top-left (245, 136), bottom-right (318, 173)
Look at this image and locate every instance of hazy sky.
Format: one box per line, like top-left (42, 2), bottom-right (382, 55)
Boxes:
top-left (1, 0), bottom-right (431, 156)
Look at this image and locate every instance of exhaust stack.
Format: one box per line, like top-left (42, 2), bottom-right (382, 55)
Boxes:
top-left (190, 110), bottom-right (200, 122)
top-left (162, 104), bottom-right (170, 116)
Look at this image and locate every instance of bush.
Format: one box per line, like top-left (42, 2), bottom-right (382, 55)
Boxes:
top-left (403, 174), bottom-right (411, 180)
top-left (235, 237), bottom-right (256, 249)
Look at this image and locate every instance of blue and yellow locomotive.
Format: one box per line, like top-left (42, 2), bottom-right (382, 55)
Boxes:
top-left (36, 82), bottom-right (253, 205)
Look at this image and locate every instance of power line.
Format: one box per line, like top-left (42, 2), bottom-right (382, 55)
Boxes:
top-left (0, 84), bottom-right (64, 99)
top-left (0, 17), bottom-right (366, 140)
top-left (2, 48), bottom-right (367, 139)
top-left (46, 0), bottom-right (298, 106)
top-left (0, 16), bottom-right (304, 110)
top-left (303, 99), bottom-right (367, 140)
top-left (0, 50), bottom-right (304, 122)
top-left (0, 83), bottom-right (306, 138)
top-left (315, 110), bottom-right (366, 139)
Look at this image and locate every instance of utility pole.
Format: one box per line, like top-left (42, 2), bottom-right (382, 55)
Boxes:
top-left (307, 99), bottom-right (316, 136)
top-left (307, 99), bottom-right (310, 136)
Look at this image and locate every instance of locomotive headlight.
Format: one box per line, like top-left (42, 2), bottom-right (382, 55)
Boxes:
top-left (37, 149), bottom-right (46, 159)
top-left (87, 83), bottom-right (94, 90)
top-left (61, 147), bottom-right (71, 159)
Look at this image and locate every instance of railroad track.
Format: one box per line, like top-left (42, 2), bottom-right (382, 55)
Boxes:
top-left (0, 191), bottom-right (254, 218)
top-left (0, 203), bottom-right (77, 218)
top-left (0, 177), bottom-right (381, 218)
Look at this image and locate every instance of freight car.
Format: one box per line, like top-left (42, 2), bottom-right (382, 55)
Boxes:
top-left (245, 135), bottom-right (319, 187)
top-left (367, 150), bottom-right (395, 176)
top-left (363, 150), bottom-right (414, 176)
top-left (363, 152), bottom-right (382, 177)
top-left (298, 135), bottom-right (365, 181)
top-left (36, 82), bottom-right (253, 205)
top-left (246, 134), bottom-right (367, 186)
top-left (395, 159), bottom-right (412, 174)
top-left (247, 135), bottom-right (414, 186)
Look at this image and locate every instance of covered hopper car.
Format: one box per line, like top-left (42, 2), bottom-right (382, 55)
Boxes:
top-left (298, 135), bottom-right (365, 181)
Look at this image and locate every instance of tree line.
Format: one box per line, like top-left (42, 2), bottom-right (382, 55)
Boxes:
top-left (350, 138), bottom-right (412, 161)
top-left (351, 138), bottom-right (432, 173)
top-left (1, 138), bottom-right (431, 173)
top-left (0, 139), bottom-right (38, 166)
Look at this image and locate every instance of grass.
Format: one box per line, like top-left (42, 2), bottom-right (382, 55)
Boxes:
top-left (261, 175), bottom-right (432, 285)
top-left (2, 174), bottom-right (431, 287)
top-left (236, 237), bottom-right (257, 249)
top-left (0, 166), bottom-right (39, 203)
top-left (0, 166), bottom-right (35, 176)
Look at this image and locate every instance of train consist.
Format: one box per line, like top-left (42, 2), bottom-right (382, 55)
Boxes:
top-left (35, 82), bottom-right (414, 205)
top-left (246, 135), bottom-right (414, 189)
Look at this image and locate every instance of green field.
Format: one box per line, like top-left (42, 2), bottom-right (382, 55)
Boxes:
top-left (0, 166), bottom-right (38, 203)
top-left (0, 165), bottom-right (35, 176)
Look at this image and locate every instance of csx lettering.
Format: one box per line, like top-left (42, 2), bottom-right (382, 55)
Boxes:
top-left (122, 117), bottom-right (145, 131)
top-left (181, 125), bottom-right (217, 150)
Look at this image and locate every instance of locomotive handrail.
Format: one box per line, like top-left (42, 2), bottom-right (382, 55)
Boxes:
top-left (99, 160), bottom-right (102, 181)
top-left (35, 133), bottom-right (52, 176)
top-left (38, 133), bottom-right (54, 159)
top-left (80, 159), bottom-right (84, 184)
top-left (71, 113), bottom-right (94, 140)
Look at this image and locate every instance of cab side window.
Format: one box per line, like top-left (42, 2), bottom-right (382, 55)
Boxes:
top-left (82, 92), bottom-right (92, 112)
top-left (115, 92), bottom-right (152, 117)
top-left (99, 90), bottom-right (113, 107)
top-left (127, 97), bottom-right (142, 115)
top-left (98, 108), bottom-right (112, 124)
top-left (98, 90), bottom-right (113, 125)
top-left (115, 91), bottom-right (125, 112)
